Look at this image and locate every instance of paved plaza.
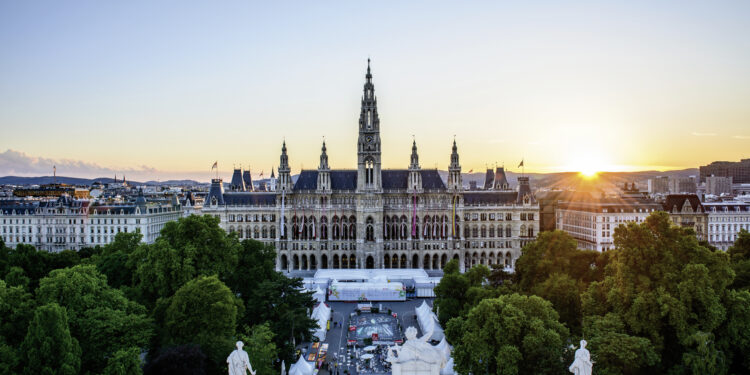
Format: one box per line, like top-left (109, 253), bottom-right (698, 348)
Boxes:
top-left (305, 298), bottom-right (432, 375)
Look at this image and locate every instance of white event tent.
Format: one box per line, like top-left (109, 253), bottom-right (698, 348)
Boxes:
top-left (311, 303), bottom-right (331, 341)
top-left (415, 301), bottom-right (445, 341)
top-left (289, 355), bottom-right (314, 375)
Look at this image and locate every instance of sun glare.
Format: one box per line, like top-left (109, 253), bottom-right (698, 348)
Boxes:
top-left (578, 168), bottom-right (599, 178)
top-left (563, 152), bottom-right (612, 178)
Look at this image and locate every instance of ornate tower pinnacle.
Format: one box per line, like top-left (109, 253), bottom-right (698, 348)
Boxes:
top-left (317, 141), bottom-right (331, 192)
top-left (409, 139), bottom-right (420, 170)
top-left (357, 59), bottom-right (382, 191)
top-left (449, 139), bottom-right (462, 191)
top-left (278, 141), bottom-right (292, 191)
top-left (408, 139), bottom-right (422, 192)
top-left (319, 140), bottom-right (329, 170)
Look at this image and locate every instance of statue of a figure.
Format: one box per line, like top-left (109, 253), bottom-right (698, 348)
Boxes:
top-left (228, 341), bottom-right (256, 375)
top-left (569, 340), bottom-right (592, 375)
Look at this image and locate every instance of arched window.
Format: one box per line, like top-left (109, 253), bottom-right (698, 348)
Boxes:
top-left (366, 216), bottom-right (374, 242)
top-left (365, 158), bottom-right (374, 185)
top-left (506, 226), bottom-right (511, 237)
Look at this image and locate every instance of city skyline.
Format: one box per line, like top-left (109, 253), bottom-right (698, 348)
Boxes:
top-left (2, 1), bottom-right (749, 181)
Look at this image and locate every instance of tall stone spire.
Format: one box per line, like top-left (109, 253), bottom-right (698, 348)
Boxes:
top-left (317, 141), bottom-right (331, 192)
top-left (448, 139), bottom-right (462, 191)
top-left (408, 139), bottom-right (422, 192)
top-left (319, 141), bottom-right (329, 170)
top-left (409, 140), bottom-right (420, 169)
top-left (278, 141), bottom-right (292, 191)
top-left (357, 58), bottom-right (382, 191)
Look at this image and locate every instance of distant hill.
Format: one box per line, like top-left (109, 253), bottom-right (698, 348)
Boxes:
top-left (441, 168), bottom-right (699, 192)
top-left (0, 176), bottom-right (203, 187)
top-left (2, 169), bottom-right (698, 191)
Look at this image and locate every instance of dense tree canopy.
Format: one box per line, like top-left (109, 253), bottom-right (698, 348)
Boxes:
top-left (446, 293), bottom-right (569, 375)
top-left (581, 212), bottom-right (747, 374)
top-left (36, 265), bottom-right (153, 374)
top-left (102, 347), bottom-right (143, 375)
top-left (130, 215), bottom-right (240, 307)
top-left (163, 275), bottom-right (242, 373)
top-left (21, 303), bottom-right (81, 375)
top-left (0, 214), bottom-right (316, 375)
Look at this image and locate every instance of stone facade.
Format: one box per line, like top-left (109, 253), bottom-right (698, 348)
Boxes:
top-left (202, 61), bottom-right (539, 272)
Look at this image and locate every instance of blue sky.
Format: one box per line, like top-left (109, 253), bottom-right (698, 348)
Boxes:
top-left (1, 1), bottom-right (749, 180)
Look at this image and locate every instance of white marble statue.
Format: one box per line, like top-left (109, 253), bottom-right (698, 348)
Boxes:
top-left (569, 340), bottom-right (593, 375)
top-left (228, 341), bottom-right (256, 375)
top-left (387, 326), bottom-right (445, 375)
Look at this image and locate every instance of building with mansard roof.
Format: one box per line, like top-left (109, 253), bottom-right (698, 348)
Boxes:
top-left (202, 60), bottom-right (539, 272)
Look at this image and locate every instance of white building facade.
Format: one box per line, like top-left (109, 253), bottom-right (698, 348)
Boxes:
top-left (704, 201), bottom-right (750, 251)
top-left (556, 199), bottom-right (663, 252)
top-left (0, 194), bottom-right (181, 252)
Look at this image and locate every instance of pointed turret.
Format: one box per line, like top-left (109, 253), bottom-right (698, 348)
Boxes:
top-left (269, 167), bottom-right (277, 191)
top-left (317, 141), bottom-right (331, 192)
top-left (243, 169), bottom-right (254, 192)
top-left (408, 140), bottom-right (422, 192)
top-left (230, 167), bottom-right (246, 191)
top-left (448, 139), bottom-right (462, 191)
top-left (207, 178), bottom-right (225, 206)
top-left (493, 167), bottom-right (510, 190)
top-left (483, 168), bottom-right (494, 190)
top-left (278, 141), bottom-right (293, 191)
top-left (516, 176), bottom-right (534, 205)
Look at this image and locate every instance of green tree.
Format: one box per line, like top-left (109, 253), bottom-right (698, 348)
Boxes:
top-left (0, 279), bottom-right (35, 348)
top-left (0, 237), bottom-right (9, 277)
top-left (97, 232), bottom-right (143, 289)
top-left (582, 313), bottom-right (658, 375)
top-left (7, 244), bottom-right (48, 289)
top-left (515, 230), bottom-right (603, 292)
top-left (728, 229), bottom-right (750, 290)
top-left (130, 215), bottom-right (241, 307)
top-left (532, 273), bottom-right (583, 333)
top-left (228, 239), bottom-right (280, 328)
top-left (0, 279), bottom-right (35, 374)
top-left (581, 212), bottom-right (740, 373)
top-left (103, 347), bottom-right (143, 375)
top-left (433, 260), bottom-right (470, 325)
top-left (251, 275), bottom-right (316, 364)
top-left (240, 323), bottom-right (278, 375)
top-left (164, 275), bottom-right (242, 372)
top-left (447, 293), bottom-right (569, 375)
top-left (20, 303), bottom-right (80, 375)
top-left (36, 265), bottom-right (152, 374)
top-left (3, 266), bottom-right (30, 289)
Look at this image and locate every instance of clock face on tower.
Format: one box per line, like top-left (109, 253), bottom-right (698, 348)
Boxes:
top-left (366, 135), bottom-right (374, 144)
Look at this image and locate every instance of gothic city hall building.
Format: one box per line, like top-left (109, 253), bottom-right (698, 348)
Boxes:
top-left (203, 61), bottom-right (539, 272)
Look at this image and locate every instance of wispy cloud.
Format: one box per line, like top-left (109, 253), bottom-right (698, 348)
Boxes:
top-left (691, 132), bottom-right (717, 137)
top-left (0, 149), bottom-right (157, 179)
top-left (732, 135), bottom-right (750, 139)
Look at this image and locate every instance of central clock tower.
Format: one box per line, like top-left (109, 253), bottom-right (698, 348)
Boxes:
top-left (357, 59), bottom-right (382, 191)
